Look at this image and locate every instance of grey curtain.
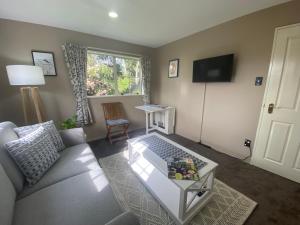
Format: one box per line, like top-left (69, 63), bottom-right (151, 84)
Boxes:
top-left (141, 56), bottom-right (151, 104)
top-left (62, 42), bottom-right (93, 126)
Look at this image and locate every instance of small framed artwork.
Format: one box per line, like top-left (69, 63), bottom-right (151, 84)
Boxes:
top-left (32, 50), bottom-right (57, 76)
top-left (168, 59), bottom-right (179, 78)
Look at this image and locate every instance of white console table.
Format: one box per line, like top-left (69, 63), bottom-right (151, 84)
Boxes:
top-left (135, 105), bottom-right (175, 134)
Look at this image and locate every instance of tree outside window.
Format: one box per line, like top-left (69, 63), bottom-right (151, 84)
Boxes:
top-left (87, 51), bottom-right (142, 96)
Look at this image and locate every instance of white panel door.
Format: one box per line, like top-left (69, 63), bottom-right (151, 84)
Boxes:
top-left (251, 24), bottom-right (300, 183)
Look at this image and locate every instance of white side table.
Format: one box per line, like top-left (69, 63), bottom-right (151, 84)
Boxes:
top-left (135, 105), bottom-right (175, 134)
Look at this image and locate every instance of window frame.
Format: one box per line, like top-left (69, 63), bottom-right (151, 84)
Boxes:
top-left (86, 50), bottom-right (143, 98)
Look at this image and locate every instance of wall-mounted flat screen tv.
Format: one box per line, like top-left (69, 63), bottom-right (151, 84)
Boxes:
top-left (193, 54), bottom-right (234, 82)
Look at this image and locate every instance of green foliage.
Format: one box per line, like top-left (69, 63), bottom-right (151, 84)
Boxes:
top-left (118, 75), bottom-right (131, 94)
top-left (86, 52), bottom-right (142, 96)
top-left (61, 115), bottom-right (77, 130)
top-left (87, 54), bottom-right (115, 96)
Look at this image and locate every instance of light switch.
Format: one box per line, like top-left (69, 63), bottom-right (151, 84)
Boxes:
top-left (255, 77), bottom-right (263, 86)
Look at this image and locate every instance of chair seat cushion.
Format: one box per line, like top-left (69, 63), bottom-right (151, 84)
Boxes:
top-left (13, 169), bottom-right (123, 225)
top-left (106, 119), bottom-right (129, 126)
top-left (18, 143), bottom-right (99, 199)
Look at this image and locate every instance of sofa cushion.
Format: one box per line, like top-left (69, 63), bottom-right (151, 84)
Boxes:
top-left (14, 169), bottom-right (123, 225)
top-left (0, 121), bottom-right (24, 193)
top-left (14, 120), bottom-right (65, 151)
top-left (104, 212), bottom-right (140, 225)
top-left (18, 143), bottom-right (100, 199)
top-left (0, 163), bottom-right (16, 225)
top-left (5, 127), bottom-right (60, 186)
top-left (59, 128), bottom-right (87, 147)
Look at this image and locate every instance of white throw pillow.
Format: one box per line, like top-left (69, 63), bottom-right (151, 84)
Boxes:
top-left (5, 127), bottom-right (60, 186)
top-left (14, 120), bottom-right (65, 151)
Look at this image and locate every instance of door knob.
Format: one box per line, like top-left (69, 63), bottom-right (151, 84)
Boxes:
top-left (268, 103), bottom-right (274, 114)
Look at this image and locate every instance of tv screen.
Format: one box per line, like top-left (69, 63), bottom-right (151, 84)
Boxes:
top-left (193, 54), bottom-right (234, 82)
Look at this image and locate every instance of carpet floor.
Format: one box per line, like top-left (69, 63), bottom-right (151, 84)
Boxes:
top-left (99, 151), bottom-right (257, 225)
top-left (89, 129), bottom-right (300, 225)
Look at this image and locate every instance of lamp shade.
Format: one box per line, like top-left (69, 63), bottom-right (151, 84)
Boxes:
top-left (6, 65), bottom-right (45, 86)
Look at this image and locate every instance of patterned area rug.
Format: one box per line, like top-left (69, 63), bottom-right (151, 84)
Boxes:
top-left (99, 151), bottom-right (257, 225)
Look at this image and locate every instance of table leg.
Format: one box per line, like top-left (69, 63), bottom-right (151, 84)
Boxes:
top-left (145, 112), bottom-right (149, 134)
top-left (178, 189), bottom-right (187, 221)
top-left (150, 111), bottom-right (154, 127)
top-left (128, 143), bottom-right (132, 164)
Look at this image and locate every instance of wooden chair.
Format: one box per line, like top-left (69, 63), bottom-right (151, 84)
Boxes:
top-left (102, 102), bottom-right (130, 143)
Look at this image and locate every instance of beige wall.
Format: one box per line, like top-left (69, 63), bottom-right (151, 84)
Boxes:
top-left (152, 1), bottom-right (300, 158)
top-left (0, 19), bottom-right (153, 141)
top-left (1, 1), bottom-right (300, 154)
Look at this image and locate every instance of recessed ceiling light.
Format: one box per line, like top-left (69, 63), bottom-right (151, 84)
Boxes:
top-left (108, 11), bottom-right (118, 18)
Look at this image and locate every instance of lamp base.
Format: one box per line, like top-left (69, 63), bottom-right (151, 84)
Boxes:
top-left (20, 87), bottom-right (47, 124)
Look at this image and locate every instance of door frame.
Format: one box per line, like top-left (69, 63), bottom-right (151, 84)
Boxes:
top-left (251, 23), bottom-right (300, 166)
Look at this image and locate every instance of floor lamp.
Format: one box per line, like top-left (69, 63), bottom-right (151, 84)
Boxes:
top-left (6, 65), bottom-right (47, 124)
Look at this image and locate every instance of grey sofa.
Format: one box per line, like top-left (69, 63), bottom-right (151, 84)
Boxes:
top-left (0, 121), bottom-right (139, 225)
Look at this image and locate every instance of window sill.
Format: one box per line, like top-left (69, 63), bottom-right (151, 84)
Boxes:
top-left (88, 94), bottom-right (144, 99)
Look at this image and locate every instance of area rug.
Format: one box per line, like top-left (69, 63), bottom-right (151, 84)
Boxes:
top-left (99, 151), bottom-right (257, 225)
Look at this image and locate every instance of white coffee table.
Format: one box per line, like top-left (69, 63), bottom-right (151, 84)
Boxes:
top-left (127, 133), bottom-right (218, 225)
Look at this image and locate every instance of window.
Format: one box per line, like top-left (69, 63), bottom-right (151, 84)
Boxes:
top-left (87, 50), bottom-right (142, 97)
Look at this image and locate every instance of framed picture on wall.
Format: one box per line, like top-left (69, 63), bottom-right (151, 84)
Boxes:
top-left (32, 50), bottom-right (57, 76)
top-left (168, 59), bottom-right (179, 78)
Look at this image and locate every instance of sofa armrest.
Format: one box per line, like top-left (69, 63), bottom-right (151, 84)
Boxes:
top-left (105, 212), bottom-right (140, 225)
top-left (59, 128), bottom-right (87, 147)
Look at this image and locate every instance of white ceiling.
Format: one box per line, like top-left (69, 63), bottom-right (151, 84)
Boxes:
top-left (0, 0), bottom-right (291, 47)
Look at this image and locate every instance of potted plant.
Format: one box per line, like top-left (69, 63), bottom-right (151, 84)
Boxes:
top-left (61, 115), bottom-right (77, 130)
top-left (60, 115), bottom-right (86, 145)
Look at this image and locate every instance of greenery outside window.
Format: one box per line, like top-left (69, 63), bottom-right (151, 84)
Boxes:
top-left (87, 50), bottom-right (143, 97)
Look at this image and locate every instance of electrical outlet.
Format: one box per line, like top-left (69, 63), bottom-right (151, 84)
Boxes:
top-left (244, 139), bottom-right (251, 148)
